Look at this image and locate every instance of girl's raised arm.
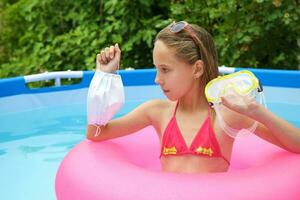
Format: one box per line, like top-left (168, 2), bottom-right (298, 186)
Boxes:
top-left (221, 95), bottom-right (300, 153)
top-left (85, 44), bottom-right (161, 142)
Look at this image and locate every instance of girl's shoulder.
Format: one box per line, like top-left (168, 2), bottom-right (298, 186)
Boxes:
top-left (143, 99), bottom-right (175, 120)
top-left (143, 99), bottom-right (175, 135)
top-left (144, 99), bottom-right (175, 112)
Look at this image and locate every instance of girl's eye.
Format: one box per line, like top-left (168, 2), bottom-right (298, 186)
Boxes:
top-left (161, 68), bottom-right (169, 73)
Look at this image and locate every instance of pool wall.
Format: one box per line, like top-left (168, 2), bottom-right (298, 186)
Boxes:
top-left (0, 68), bottom-right (300, 98)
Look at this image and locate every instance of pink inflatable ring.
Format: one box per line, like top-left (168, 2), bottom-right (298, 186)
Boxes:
top-left (55, 126), bottom-right (300, 200)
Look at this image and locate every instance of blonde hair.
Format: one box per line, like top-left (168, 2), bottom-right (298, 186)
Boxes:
top-left (155, 22), bottom-right (219, 86)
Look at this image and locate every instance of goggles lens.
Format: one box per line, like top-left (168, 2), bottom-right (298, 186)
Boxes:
top-left (205, 70), bottom-right (260, 103)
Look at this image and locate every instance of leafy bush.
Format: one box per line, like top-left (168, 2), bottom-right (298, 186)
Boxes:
top-left (0, 0), bottom-right (299, 78)
top-left (169, 0), bottom-right (300, 69)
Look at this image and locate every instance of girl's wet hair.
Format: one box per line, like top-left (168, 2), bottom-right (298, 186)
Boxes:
top-left (155, 22), bottom-right (219, 86)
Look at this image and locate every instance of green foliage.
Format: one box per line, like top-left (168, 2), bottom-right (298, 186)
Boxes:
top-left (0, 0), bottom-right (299, 78)
top-left (168, 0), bottom-right (300, 69)
top-left (0, 0), bottom-right (170, 77)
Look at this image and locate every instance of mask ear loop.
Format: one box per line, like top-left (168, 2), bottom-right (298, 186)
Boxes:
top-left (90, 124), bottom-right (102, 137)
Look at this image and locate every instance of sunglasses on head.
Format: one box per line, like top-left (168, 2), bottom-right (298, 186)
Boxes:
top-left (169, 21), bottom-right (201, 58)
top-left (170, 21), bottom-right (190, 33)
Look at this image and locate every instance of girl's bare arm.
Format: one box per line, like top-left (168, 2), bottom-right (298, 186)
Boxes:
top-left (251, 105), bottom-right (300, 153)
top-left (222, 96), bottom-right (300, 153)
top-left (86, 100), bottom-right (162, 142)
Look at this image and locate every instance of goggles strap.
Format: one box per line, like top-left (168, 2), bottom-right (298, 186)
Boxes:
top-left (259, 91), bottom-right (267, 108)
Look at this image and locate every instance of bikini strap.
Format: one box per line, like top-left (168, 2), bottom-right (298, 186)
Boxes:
top-left (172, 101), bottom-right (179, 117)
top-left (207, 106), bottom-right (212, 118)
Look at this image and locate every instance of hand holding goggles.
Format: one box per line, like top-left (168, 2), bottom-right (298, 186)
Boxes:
top-left (205, 70), bottom-right (266, 138)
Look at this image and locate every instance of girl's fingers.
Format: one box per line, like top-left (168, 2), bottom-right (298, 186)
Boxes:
top-left (105, 47), bottom-right (110, 60)
top-left (221, 96), bottom-right (236, 110)
top-left (114, 43), bottom-right (121, 63)
top-left (96, 54), bottom-right (101, 63)
top-left (220, 96), bottom-right (229, 107)
top-left (115, 43), bottom-right (121, 56)
top-left (97, 44), bottom-right (121, 70)
top-left (109, 46), bottom-right (115, 59)
top-left (96, 54), bottom-right (101, 69)
top-left (100, 50), bottom-right (107, 64)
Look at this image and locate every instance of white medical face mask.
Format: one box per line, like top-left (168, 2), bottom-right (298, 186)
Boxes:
top-left (205, 70), bottom-right (266, 138)
top-left (87, 70), bottom-right (124, 135)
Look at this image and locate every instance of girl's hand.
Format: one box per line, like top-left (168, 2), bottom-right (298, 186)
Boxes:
top-left (96, 44), bottom-right (121, 73)
top-left (220, 90), bottom-right (260, 118)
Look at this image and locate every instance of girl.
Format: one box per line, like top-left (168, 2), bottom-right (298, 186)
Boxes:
top-left (86, 21), bottom-right (300, 173)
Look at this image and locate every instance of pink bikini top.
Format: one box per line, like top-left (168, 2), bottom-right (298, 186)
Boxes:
top-left (160, 102), bottom-right (230, 165)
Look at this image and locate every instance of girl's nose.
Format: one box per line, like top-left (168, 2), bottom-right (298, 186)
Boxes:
top-left (155, 73), bottom-right (162, 85)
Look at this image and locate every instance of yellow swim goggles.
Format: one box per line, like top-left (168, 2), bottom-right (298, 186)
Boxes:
top-left (205, 70), bottom-right (263, 104)
top-left (205, 70), bottom-right (266, 138)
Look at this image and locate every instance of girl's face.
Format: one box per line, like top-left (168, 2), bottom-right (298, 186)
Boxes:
top-left (153, 40), bottom-right (199, 101)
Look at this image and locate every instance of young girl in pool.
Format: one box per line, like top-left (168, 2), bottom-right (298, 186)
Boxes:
top-left (86, 21), bottom-right (300, 173)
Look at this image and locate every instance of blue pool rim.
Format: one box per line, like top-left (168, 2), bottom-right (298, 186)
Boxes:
top-left (0, 67), bottom-right (299, 97)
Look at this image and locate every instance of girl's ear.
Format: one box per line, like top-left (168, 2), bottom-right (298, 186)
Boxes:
top-left (193, 60), bottom-right (204, 79)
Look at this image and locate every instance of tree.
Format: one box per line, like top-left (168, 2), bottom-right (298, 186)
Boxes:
top-left (0, 0), bottom-right (299, 78)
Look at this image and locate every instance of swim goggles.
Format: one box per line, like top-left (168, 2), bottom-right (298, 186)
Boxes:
top-left (205, 70), bottom-right (266, 138)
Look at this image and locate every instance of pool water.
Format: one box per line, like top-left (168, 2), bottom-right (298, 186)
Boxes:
top-left (0, 85), bottom-right (300, 200)
top-left (0, 85), bottom-right (163, 200)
